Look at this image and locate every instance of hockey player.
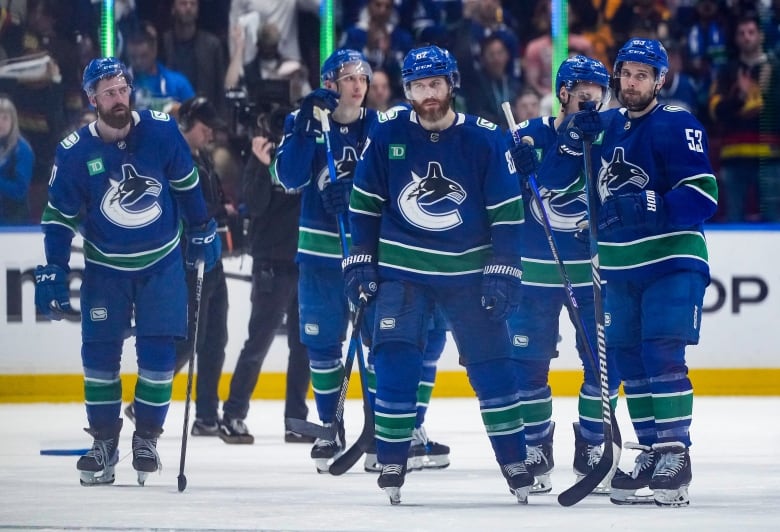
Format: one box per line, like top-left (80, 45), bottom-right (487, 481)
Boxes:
top-left (345, 44), bottom-right (531, 505)
top-left (565, 38), bottom-right (718, 506)
top-left (275, 48), bottom-right (378, 472)
top-left (506, 56), bottom-right (620, 495)
top-left (276, 49), bottom-right (450, 473)
top-left (34, 57), bottom-right (221, 486)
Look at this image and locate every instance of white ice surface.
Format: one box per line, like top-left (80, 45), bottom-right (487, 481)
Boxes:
top-left (1, 397), bottom-right (779, 531)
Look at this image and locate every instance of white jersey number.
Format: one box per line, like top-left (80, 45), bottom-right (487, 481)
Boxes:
top-left (685, 129), bottom-right (704, 153)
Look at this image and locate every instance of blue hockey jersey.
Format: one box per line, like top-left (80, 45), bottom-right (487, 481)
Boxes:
top-left (349, 108), bottom-right (524, 287)
top-left (274, 107), bottom-right (378, 267)
top-left (41, 110), bottom-right (207, 275)
top-left (511, 115), bottom-right (592, 292)
top-left (596, 104), bottom-right (718, 282)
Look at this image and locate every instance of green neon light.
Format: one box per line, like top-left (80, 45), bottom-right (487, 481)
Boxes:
top-left (101, 0), bottom-right (115, 57)
top-left (551, 0), bottom-right (569, 116)
top-left (319, 0), bottom-right (335, 79)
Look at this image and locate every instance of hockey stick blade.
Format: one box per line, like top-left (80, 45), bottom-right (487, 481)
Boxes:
top-left (329, 403), bottom-right (374, 476)
top-left (285, 418), bottom-right (337, 440)
top-left (40, 448), bottom-right (90, 456)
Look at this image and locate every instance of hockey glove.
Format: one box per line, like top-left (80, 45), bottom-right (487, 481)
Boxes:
top-left (293, 88), bottom-right (340, 137)
top-left (558, 123), bottom-right (585, 158)
top-left (598, 190), bottom-right (666, 236)
top-left (572, 101), bottom-right (602, 141)
top-left (185, 218), bottom-right (222, 272)
top-left (509, 142), bottom-right (539, 188)
top-left (320, 178), bottom-right (353, 216)
top-left (481, 259), bottom-right (523, 322)
top-left (342, 249), bottom-right (379, 307)
top-left (34, 264), bottom-right (71, 320)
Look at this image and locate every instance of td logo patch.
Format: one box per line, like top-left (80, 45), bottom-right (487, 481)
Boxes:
top-left (389, 144), bottom-right (406, 159)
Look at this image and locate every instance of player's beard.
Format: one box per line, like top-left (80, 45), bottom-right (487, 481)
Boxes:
top-left (619, 85), bottom-right (656, 113)
top-left (97, 102), bottom-right (132, 130)
top-left (412, 96), bottom-right (451, 123)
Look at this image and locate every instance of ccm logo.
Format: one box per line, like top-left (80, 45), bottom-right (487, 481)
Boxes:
top-left (191, 234), bottom-right (216, 244)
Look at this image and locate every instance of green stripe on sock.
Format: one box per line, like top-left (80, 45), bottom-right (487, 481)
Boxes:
top-left (311, 364), bottom-right (344, 395)
top-left (135, 376), bottom-right (172, 407)
top-left (653, 390), bottom-right (693, 422)
top-left (375, 412), bottom-right (416, 442)
top-left (481, 401), bottom-right (524, 436)
top-left (626, 393), bottom-right (654, 422)
top-left (416, 381), bottom-right (434, 407)
top-left (84, 377), bottom-right (121, 404)
top-left (519, 397), bottom-right (552, 425)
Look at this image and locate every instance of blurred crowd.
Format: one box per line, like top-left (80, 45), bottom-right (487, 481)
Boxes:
top-left (0, 0), bottom-right (778, 225)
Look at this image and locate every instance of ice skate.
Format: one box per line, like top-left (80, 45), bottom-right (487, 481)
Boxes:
top-left (132, 426), bottom-right (162, 486)
top-left (377, 464), bottom-right (406, 505)
top-left (191, 418), bottom-right (220, 436)
top-left (650, 442), bottom-right (691, 507)
top-left (77, 419), bottom-right (122, 486)
top-left (525, 422), bottom-right (555, 494)
top-left (218, 414), bottom-right (254, 444)
top-left (284, 429), bottom-right (316, 444)
top-left (573, 422), bottom-right (609, 495)
top-left (310, 422), bottom-right (344, 473)
top-left (502, 461), bottom-right (534, 504)
top-left (409, 426), bottom-right (450, 470)
top-left (610, 443), bottom-right (656, 505)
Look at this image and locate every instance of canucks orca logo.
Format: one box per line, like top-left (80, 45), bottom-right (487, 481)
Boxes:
top-left (597, 147), bottom-right (650, 201)
top-left (317, 146), bottom-right (358, 190)
top-left (531, 186), bottom-right (587, 231)
top-left (398, 161), bottom-right (466, 231)
top-left (100, 164), bottom-right (163, 228)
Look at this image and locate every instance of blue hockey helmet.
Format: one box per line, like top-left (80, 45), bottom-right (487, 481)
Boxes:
top-left (82, 57), bottom-right (132, 96)
top-left (556, 55), bottom-right (610, 93)
top-left (401, 45), bottom-right (460, 91)
top-left (613, 38), bottom-right (669, 80)
top-left (555, 55), bottom-right (611, 107)
top-left (320, 48), bottom-right (373, 84)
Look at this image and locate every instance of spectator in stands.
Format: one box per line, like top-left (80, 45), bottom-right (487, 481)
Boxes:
top-left (224, 22), bottom-right (310, 102)
top-left (685, 0), bottom-right (729, 93)
top-left (126, 21), bottom-right (195, 112)
top-left (464, 0), bottom-right (521, 81)
top-left (658, 40), bottom-right (702, 116)
top-left (161, 0), bottom-right (228, 116)
top-left (512, 86), bottom-right (542, 123)
top-left (366, 67), bottom-right (395, 112)
top-left (0, 95), bottom-right (33, 225)
top-left (462, 34), bottom-right (521, 128)
top-left (709, 14), bottom-right (780, 222)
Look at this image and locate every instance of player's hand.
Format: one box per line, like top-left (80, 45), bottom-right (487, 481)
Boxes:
top-left (598, 190), bottom-right (665, 236)
top-left (294, 88), bottom-right (340, 137)
top-left (342, 249), bottom-right (378, 307)
top-left (34, 264), bottom-right (72, 320)
top-left (480, 258), bottom-right (523, 321)
top-left (509, 142), bottom-right (539, 187)
top-left (185, 218), bottom-right (222, 272)
top-left (320, 178), bottom-right (352, 216)
top-left (572, 101), bottom-right (602, 141)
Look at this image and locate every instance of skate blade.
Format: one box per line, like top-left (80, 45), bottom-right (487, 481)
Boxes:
top-left (530, 473), bottom-right (552, 494)
top-left (79, 467), bottom-right (116, 486)
top-left (407, 454), bottom-right (424, 472)
top-left (137, 471), bottom-right (150, 486)
top-left (364, 454), bottom-right (382, 473)
top-left (384, 486), bottom-right (401, 505)
top-left (511, 486), bottom-right (531, 504)
top-left (654, 486), bottom-right (690, 507)
top-left (610, 487), bottom-right (655, 505)
top-left (422, 455), bottom-right (451, 469)
top-left (314, 457), bottom-right (334, 474)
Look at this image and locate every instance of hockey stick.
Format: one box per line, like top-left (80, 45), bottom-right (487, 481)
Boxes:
top-left (502, 103), bottom-right (620, 505)
top-left (177, 260), bottom-right (204, 493)
top-left (557, 132), bottom-right (621, 507)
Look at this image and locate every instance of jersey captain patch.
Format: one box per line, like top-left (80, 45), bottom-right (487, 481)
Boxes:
top-left (100, 164), bottom-right (163, 228)
top-left (398, 161), bottom-right (466, 231)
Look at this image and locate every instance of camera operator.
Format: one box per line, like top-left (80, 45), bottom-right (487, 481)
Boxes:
top-left (217, 123), bottom-right (313, 444)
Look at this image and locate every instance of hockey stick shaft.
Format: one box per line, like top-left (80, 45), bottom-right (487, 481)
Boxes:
top-left (177, 260), bottom-right (204, 492)
top-left (558, 138), bottom-right (622, 507)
